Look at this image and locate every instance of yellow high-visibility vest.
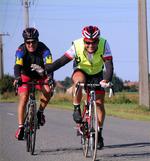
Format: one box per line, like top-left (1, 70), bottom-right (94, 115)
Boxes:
top-left (73, 37), bottom-right (106, 75)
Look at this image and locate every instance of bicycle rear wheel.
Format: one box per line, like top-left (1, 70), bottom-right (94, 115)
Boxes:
top-left (81, 101), bottom-right (89, 157)
top-left (29, 103), bottom-right (37, 155)
top-left (90, 100), bottom-right (98, 161)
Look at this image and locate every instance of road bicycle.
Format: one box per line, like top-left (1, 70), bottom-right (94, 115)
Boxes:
top-left (15, 79), bottom-right (54, 155)
top-left (74, 81), bottom-right (114, 161)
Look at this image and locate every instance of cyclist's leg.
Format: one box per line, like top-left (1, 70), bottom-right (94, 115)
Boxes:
top-left (15, 75), bottom-right (30, 140)
top-left (72, 71), bottom-right (86, 104)
top-left (72, 69), bottom-right (86, 123)
top-left (96, 92), bottom-right (105, 149)
top-left (36, 77), bottom-right (51, 110)
top-left (36, 78), bottom-right (51, 125)
top-left (16, 92), bottom-right (29, 140)
top-left (40, 84), bottom-right (51, 110)
top-left (96, 93), bottom-right (105, 127)
top-left (18, 92), bottom-right (29, 125)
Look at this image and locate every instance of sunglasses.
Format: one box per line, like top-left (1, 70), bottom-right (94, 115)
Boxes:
top-left (84, 40), bottom-right (99, 45)
top-left (26, 40), bottom-right (37, 45)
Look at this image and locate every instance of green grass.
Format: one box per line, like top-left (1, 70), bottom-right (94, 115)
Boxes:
top-left (105, 104), bottom-right (150, 121)
top-left (0, 91), bottom-right (150, 122)
top-left (47, 101), bottom-right (150, 122)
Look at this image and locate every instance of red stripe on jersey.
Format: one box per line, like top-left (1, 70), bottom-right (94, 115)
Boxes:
top-left (103, 56), bottom-right (113, 60)
top-left (17, 49), bottom-right (22, 51)
top-left (64, 53), bottom-right (73, 60)
top-left (43, 49), bottom-right (46, 54)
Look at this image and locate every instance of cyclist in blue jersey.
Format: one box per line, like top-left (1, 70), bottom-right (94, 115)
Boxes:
top-left (31, 26), bottom-right (114, 149)
top-left (13, 28), bottom-right (53, 140)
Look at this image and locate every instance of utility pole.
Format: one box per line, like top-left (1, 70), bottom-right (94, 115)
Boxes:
top-left (22, 0), bottom-right (31, 28)
top-left (138, 0), bottom-right (149, 109)
top-left (0, 33), bottom-right (10, 78)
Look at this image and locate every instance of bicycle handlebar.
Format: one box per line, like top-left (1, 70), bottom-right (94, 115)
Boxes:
top-left (15, 80), bottom-right (54, 96)
top-left (74, 81), bottom-right (114, 98)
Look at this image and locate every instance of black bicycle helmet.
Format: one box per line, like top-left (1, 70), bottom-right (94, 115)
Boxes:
top-left (22, 27), bottom-right (39, 41)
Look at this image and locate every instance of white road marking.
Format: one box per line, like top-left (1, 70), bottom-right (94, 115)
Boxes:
top-left (7, 113), bottom-right (14, 116)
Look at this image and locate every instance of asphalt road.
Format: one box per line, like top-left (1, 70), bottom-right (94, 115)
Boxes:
top-left (0, 102), bottom-right (150, 161)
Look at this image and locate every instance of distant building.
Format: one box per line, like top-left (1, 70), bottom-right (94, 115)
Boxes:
top-left (123, 81), bottom-right (139, 90)
top-left (67, 86), bottom-right (72, 93)
top-left (55, 81), bottom-right (66, 93)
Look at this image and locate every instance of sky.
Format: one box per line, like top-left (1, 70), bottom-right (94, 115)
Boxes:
top-left (1, 0), bottom-right (150, 82)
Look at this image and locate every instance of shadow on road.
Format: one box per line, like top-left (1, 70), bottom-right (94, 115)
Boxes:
top-left (38, 147), bottom-right (82, 155)
top-left (96, 142), bottom-right (150, 160)
top-left (104, 142), bottom-right (150, 149)
top-left (35, 142), bottom-right (150, 161)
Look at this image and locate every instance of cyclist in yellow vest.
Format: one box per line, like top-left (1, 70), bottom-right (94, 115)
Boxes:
top-left (31, 26), bottom-right (114, 149)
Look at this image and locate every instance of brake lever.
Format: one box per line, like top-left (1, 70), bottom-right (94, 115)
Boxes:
top-left (15, 83), bottom-right (18, 96)
top-left (74, 82), bottom-right (80, 97)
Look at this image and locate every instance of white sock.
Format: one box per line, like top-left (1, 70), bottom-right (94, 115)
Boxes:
top-left (19, 125), bottom-right (24, 128)
top-left (73, 103), bottom-right (80, 106)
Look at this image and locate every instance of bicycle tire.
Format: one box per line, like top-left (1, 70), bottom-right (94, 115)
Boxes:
top-left (29, 103), bottom-right (37, 155)
top-left (90, 100), bottom-right (98, 161)
top-left (26, 127), bottom-right (30, 152)
top-left (24, 107), bottom-right (30, 152)
top-left (81, 101), bottom-right (89, 157)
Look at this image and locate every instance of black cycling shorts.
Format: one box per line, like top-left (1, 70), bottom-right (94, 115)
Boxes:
top-left (72, 68), bottom-right (105, 93)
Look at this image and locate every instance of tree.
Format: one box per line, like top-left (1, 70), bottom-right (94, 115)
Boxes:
top-left (59, 77), bottom-right (73, 88)
top-left (129, 85), bottom-right (138, 92)
top-left (60, 73), bottom-right (124, 92)
top-left (0, 74), bottom-right (15, 94)
top-left (103, 71), bottom-right (123, 92)
top-left (111, 73), bottom-right (124, 92)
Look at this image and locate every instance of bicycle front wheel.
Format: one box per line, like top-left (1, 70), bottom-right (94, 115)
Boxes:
top-left (90, 100), bottom-right (98, 161)
top-left (29, 103), bottom-right (37, 155)
top-left (81, 101), bottom-right (89, 157)
top-left (24, 107), bottom-right (30, 152)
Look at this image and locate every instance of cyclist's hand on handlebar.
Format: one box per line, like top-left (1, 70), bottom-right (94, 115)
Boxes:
top-left (15, 77), bottom-right (22, 87)
top-left (100, 80), bottom-right (110, 88)
top-left (100, 80), bottom-right (114, 97)
top-left (47, 77), bottom-right (55, 97)
top-left (13, 80), bottom-right (17, 87)
top-left (47, 77), bottom-right (55, 86)
top-left (31, 64), bottom-right (45, 77)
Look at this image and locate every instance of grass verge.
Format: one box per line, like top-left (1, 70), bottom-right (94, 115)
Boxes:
top-left (0, 91), bottom-right (150, 122)
top-left (47, 101), bottom-right (150, 122)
